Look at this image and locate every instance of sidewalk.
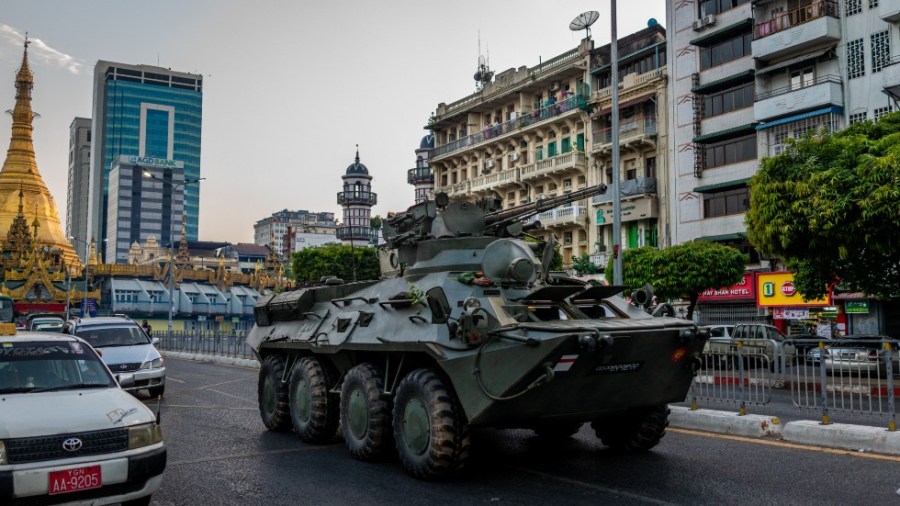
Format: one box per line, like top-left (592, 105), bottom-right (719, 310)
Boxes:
top-left (162, 351), bottom-right (900, 456)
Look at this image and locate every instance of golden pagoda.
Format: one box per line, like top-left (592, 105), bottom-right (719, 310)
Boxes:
top-left (0, 39), bottom-right (79, 268)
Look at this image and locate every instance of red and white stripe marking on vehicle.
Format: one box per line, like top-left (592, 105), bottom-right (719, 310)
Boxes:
top-left (553, 354), bottom-right (579, 372)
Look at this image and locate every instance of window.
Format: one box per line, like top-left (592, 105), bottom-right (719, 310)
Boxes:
top-left (699, 0), bottom-right (749, 16)
top-left (703, 134), bottom-right (757, 169)
top-left (645, 157), bottom-right (657, 179)
top-left (874, 106), bottom-right (893, 121)
top-left (849, 112), bottom-right (867, 124)
top-left (846, 0), bottom-right (862, 15)
top-left (703, 187), bottom-right (750, 218)
top-left (700, 33), bottom-right (752, 70)
top-left (848, 39), bottom-right (865, 79)
top-left (702, 82), bottom-right (754, 118)
top-left (872, 31), bottom-right (890, 73)
top-left (790, 67), bottom-right (814, 90)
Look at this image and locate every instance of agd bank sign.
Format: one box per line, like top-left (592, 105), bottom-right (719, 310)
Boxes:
top-left (119, 154), bottom-right (184, 169)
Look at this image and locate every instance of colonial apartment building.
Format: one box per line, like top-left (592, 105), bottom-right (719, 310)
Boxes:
top-left (427, 24), bottom-right (669, 268)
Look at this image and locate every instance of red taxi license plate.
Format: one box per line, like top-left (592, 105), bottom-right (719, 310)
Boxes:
top-left (48, 465), bottom-right (102, 495)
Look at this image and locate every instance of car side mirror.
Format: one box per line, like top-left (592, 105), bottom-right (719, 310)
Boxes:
top-left (116, 373), bottom-right (135, 388)
top-left (426, 287), bottom-right (452, 324)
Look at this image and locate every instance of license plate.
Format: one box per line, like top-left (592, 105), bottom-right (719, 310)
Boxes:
top-left (48, 465), bottom-right (102, 495)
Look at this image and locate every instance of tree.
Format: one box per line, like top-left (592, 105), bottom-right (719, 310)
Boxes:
top-left (571, 252), bottom-right (598, 276)
top-left (607, 242), bottom-right (746, 319)
top-left (291, 244), bottom-right (380, 284)
top-left (746, 113), bottom-right (900, 299)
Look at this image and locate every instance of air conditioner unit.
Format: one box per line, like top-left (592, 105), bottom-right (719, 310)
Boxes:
top-left (484, 160), bottom-right (495, 170)
top-left (704, 14), bottom-right (716, 26)
top-left (692, 19), bottom-right (705, 31)
top-left (536, 193), bottom-right (548, 200)
top-left (550, 81), bottom-right (561, 92)
top-left (509, 152), bottom-right (519, 162)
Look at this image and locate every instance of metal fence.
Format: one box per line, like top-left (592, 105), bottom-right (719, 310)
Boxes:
top-left (154, 331), bottom-right (256, 360)
top-left (691, 337), bottom-right (898, 431)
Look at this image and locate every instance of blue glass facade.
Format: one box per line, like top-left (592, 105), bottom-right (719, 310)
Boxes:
top-left (99, 76), bottom-right (202, 243)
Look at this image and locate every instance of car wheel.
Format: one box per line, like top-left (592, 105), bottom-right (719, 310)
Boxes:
top-left (258, 354), bottom-right (292, 431)
top-left (289, 356), bottom-right (339, 444)
top-left (147, 385), bottom-right (165, 398)
top-left (592, 404), bottom-right (669, 453)
top-left (340, 363), bottom-right (394, 461)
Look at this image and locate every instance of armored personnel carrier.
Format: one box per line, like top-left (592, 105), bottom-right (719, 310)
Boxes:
top-left (247, 186), bottom-right (708, 480)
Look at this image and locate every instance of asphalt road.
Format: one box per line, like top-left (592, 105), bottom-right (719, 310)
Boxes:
top-left (142, 358), bottom-right (900, 506)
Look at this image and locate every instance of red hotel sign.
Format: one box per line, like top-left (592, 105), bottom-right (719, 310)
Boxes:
top-left (698, 273), bottom-right (755, 302)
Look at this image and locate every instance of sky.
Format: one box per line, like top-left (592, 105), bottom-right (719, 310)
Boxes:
top-left (0, 0), bottom-right (666, 243)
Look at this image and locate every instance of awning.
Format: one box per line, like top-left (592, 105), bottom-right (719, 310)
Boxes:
top-left (592, 95), bottom-right (654, 117)
top-left (689, 18), bottom-right (753, 47)
top-left (693, 123), bottom-right (757, 143)
top-left (696, 232), bottom-right (746, 242)
top-left (693, 177), bottom-right (752, 193)
top-left (755, 106), bottom-right (843, 130)
top-left (691, 69), bottom-right (755, 94)
top-left (756, 47), bottom-right (834, 75)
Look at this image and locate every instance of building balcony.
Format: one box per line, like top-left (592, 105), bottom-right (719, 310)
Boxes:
top-left (469, 168), bottom-right (520, 193)
top-left (591, 116), bottom-right (657, 154)
top-left (754, 75), bottom-right (842, 122)
top-left (407, 167), bottom-right (433, 184)
top-left (593, 177), bottom-right (657, 204)
top-left (879, 0), bottom-right (900, 22)
top-left (440, 181), bottom-right (470, 197)
top-left (336, 226), bottom-right (375, 242)
top-left (531, 205), bottom-right (588, 229)
top-left (431, 94), bottom-right (588, 159)
top-left (752, 1), bottom-right (840, 62)
top-left (882, 57), bottom-right (900, 100)
top-left (519, 151), bottom-right (587, 182)
top-left (336, 191), bottom-right (377, 206)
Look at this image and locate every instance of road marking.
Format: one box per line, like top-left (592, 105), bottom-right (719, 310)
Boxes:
top-left (169, 445), bottom-right (341, 466)
top-left (198, 377), bottom-right (252, 390)
top-left (165, 376), bottom-right (185, 384)
top-left (503, 465), bottom-right (678, 505)
top-left (205, 387), bottom-right (256, 404)
top-left (669, 428), bottom-right (900, 462)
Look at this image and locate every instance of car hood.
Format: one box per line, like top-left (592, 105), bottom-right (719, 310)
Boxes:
top-left (97, 344), bottom-right (161, 366)
top-left (0, 388), bottom-right (155, 438)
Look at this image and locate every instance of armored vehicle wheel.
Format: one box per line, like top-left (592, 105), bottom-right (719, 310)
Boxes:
top-left (147, 385), bottom-right (165, 398)
top-left (532, 421), bottom-right (583, 440)
top-left (258, 354), bottom-right (292, 431)
top-left (392, 368), bottom-right (470, 480)
top-left (592, 404), bottom-right (669, 452)
top-left (289, 356), bottom-right (339, 443)
top-left (340, 363), bottom-right (394, 460)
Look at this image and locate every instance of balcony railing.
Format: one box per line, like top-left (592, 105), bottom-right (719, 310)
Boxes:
top-left (336, 226), bottom-right (376, 241)
top-left (755, 74), bottom-right (841, 101)
top-left (592, 116), bottom-right (658, 146)
top-left (753, 0), bottom-right (839, 40)
top-left (336, 191), bottom-right (377, 205)
top-left (433, 94), bottom-right (588, 158)
top-left (532, 205), bottom-right (587, 228)
top-left (593, 177), bottom-right (658, 204)
top-left (470, 168), bottom-right (520, 193)
top-left (408, 167), bottom-right (433, 184)
top-left (520, 151), bottom-right (587, 181)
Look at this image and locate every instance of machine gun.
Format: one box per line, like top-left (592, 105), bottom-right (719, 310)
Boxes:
top-left (484, 184), bottom-right (607, 236)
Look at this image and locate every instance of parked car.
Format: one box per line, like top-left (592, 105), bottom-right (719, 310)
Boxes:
top-left (822, 335), bottom-right (900, 377)
top-left (25, 313), bottom-right (65, 331)
top-left (706, 323), bottom-right (796, 371)
top-left (61, 316), bottom-right (166, 397)
top-left (0, 324), bottom-right (166, 504)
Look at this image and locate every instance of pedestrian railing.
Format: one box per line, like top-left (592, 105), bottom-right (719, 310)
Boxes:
top-left (690, 337), bottom-right (898, 431)
top-left (154, 331), bottom-right (256, 360)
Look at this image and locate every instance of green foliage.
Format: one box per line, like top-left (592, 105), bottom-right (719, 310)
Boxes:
top-left (746, 112), bottom-right (900, 299)
top-left (370, 215), bottom-right (383, 231)
top-left (529, 237), bottom-right (563, 271)
top-left (571, 252), bottom-right (598, 275)
top-left (607, 242), bottom-right (746, 319)
top-left (291, 244), bottom-right (380, 284)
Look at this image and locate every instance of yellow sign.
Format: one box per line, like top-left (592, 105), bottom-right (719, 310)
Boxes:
top-left (755, 272), bottom-right (830, 307)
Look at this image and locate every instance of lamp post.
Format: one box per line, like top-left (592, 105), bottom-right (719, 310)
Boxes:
top-left (143, 172), bottom-right (205, 334)
top-left (607, 0), bottom-right (623, 285)
top-left (69, 236), bottom-right (94, 318)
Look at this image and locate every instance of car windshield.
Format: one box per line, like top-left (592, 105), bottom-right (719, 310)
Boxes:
top-left (75, 326), bottom-right (150, 348)
top-left (0, 340), bottom-right (115, 393)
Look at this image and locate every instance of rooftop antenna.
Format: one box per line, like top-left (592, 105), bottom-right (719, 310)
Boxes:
top-left (473, 31), bottom-right (493, 90)
top-left (569, 10), bottom-right (600, 39)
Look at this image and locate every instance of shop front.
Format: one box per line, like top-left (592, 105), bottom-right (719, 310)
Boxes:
top-left (756, 271), bottom-right (833, 336)
top-left (695, 273), bottom-right (759, 325)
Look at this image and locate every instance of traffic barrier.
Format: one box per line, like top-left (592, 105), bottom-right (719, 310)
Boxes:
top-left (154, 331), bottom-right (255, 360)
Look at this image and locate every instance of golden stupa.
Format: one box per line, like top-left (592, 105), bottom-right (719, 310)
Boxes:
top-left (0, 40), bottom-right (79, 267)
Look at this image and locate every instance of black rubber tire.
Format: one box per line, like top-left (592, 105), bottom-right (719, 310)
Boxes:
top-left (532, 421), bottom-right (583, 440)
top-left (289, 356), bottom-right (339, 443)
top-left (591, 404), bottom-right (669, 452)
top-left (258, 354), bottom-right (292, 432)
top-left (392, 368), bottom-right (470, 480)
top-left (147, 385), bottom-right (165, 398)
top-left (340, 363), bottom-right (394, 461)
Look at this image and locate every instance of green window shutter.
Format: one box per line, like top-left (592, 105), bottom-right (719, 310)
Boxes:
top-left (561, 137), bottom-right (572, 154)
top-left (536, 146), bottom-right (544, 161)
top-left (576, 133), bottom-right (585, 152)
top-left (627, 223), bottom-right (639, 249)
top-left (548, 141), bottom-right (557, 157)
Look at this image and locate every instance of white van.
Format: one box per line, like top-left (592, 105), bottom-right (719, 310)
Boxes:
top-left (0, 326), bottom-right (166, 505)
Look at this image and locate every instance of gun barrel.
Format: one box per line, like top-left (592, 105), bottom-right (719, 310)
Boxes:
top-left (485, 184), bottom-right (607, 227)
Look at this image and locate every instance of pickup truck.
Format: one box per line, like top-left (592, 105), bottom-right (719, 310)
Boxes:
top-left (705, 323), bottom-right (797, 372)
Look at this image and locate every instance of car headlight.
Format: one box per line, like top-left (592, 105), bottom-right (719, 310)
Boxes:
top-left (0, 440), bottom-right (6, 464)
top-left (141, 357), bottom-right (165, 370)
top-left (128, 423), bottom-right (163, 449)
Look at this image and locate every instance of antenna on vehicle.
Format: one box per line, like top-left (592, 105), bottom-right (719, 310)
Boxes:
top-left (569, 10), bottom-right (600, 39)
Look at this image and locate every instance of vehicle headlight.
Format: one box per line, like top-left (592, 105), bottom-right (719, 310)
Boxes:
top-left (0, 440), bottom-right (6, 464)
top-left (128, 423), bottom-right (163, 449)
top-left (141, 357), bottom-right (165, 370)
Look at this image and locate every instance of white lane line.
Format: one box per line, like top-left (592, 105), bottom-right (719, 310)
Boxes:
top-left (165, 376), bottom-right (186, 384)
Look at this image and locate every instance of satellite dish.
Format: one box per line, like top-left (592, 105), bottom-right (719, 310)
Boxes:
top-left (569, 10), bottom-right (600, 38)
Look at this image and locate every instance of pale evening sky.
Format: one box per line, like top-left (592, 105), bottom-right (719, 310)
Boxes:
top-left (0, 0), bottom-right (666, 243)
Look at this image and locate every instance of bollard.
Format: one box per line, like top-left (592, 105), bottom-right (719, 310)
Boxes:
top-left (818, 341), bottom-right (830, 425)
top-left (885, 340), bottom-right (896, 432)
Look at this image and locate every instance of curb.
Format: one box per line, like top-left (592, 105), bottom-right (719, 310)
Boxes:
top-left (161, 351), bottom-right (259, 369)
top-left (670, 406), bottom-right (783, 438)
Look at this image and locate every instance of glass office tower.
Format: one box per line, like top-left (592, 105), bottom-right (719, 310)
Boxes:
top-left (88, 61), bottom-right (202, 261)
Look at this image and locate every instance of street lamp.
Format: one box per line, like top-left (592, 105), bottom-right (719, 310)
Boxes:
top-left (143, 171), bottom-right (205, 334)
top-left (605, 0), bottom-right (623, 286)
